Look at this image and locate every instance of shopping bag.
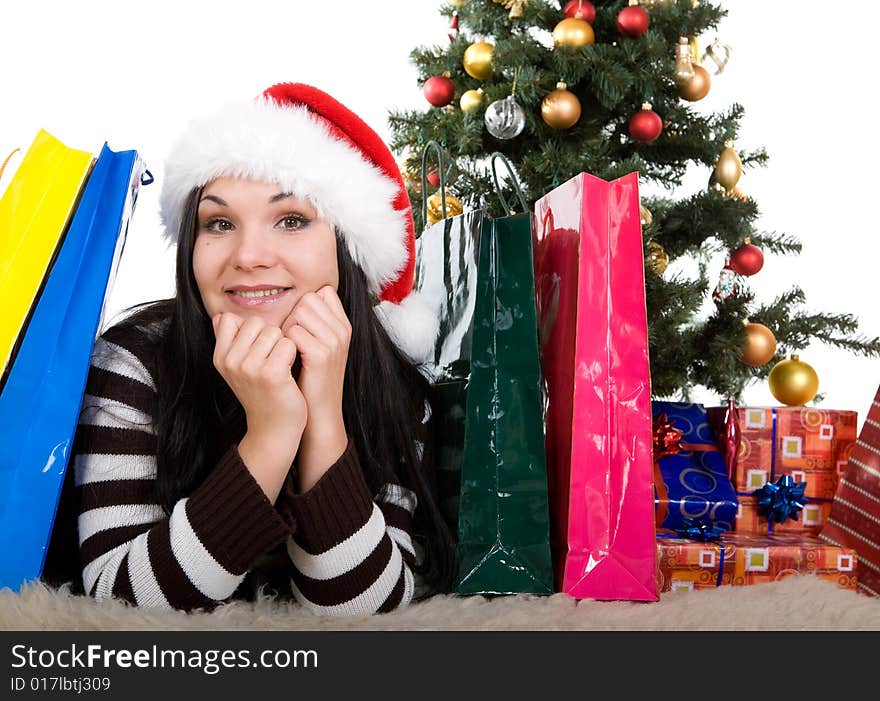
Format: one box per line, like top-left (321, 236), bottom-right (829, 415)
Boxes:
top-left (533, 171), bottom-right (658, 601)
top-left (415, 144), bottom-right (554, 595)
top-left (0, 143), bottom-right (146, 591)
top-left (0, 130), bottom-right (94, 387)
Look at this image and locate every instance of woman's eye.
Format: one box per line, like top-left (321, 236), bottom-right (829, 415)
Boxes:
top-left (277, 214), bottom-right (309, 231)
top-left (200, 218), bottom-right (234, 233)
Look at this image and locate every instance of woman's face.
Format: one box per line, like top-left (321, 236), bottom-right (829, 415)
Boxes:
top-left (193, 176), bottom-right (339, 328)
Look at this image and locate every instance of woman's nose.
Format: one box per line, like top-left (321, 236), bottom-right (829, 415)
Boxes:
top-left (230, 226), bottom-right (275, 270)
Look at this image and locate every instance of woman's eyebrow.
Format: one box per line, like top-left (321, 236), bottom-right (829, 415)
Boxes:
top-left (269, 192), bottom-right (296, 203)
top-left (199, 195), bottom-right (227, 206)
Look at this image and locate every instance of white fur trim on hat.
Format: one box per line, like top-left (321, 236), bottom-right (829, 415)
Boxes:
top-left (374, 291), bottom-right (439, 365)
top-left (159, 97), bottom-right (408, 296)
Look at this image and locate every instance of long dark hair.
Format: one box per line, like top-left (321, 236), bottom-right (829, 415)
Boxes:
top-left (114, 188), bottom-right (455, 595)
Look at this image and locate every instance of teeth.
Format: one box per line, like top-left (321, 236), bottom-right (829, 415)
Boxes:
top-left (232, 288), bottom-right (286, 299)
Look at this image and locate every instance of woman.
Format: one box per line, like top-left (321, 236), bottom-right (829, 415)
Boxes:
top-left (66, 82), bottom-right (455, 615)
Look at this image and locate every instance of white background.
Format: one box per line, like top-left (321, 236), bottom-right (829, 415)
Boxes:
top-left (2, 1), bottom-right (878, 427)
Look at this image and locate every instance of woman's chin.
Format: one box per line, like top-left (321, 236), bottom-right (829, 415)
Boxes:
top-left (217, 301), bottom-right (292, 329)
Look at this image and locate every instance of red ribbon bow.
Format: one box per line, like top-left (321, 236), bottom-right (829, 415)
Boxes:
top-left (652, 413), bottom-right (684, 461)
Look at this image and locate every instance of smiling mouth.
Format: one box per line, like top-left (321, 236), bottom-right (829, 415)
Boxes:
top-left (228, 288), bottom-right (289, 299)
top-left (225, 287), bottom-right (292, 307)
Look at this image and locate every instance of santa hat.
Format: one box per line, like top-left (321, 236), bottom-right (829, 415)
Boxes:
top-left (159, 82), bottom-right (437, 364)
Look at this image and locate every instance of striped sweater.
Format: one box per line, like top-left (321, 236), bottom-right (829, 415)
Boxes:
top-left (70, 321), bottom-right (425, 616)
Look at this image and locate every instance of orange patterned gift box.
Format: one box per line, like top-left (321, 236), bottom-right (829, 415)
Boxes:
top-left (734, 497), bottom-right (832, 536)
top-left (656, 532), bottom-right (857, 593)
top-left (707, 406), bottom-right (858, 534)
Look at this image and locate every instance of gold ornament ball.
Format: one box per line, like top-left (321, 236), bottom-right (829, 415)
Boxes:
top-left (449, 0), bottom-right (467, 6)
top-left (741, 322), bottom-right (777, 367)
top-left (552, 18), bottom-right (595, 49)
top-left (645, 242), bottom-right (668, 275)
top-left (640, 204), bottom-right (653, 227)
top-left (768, 355), bottom-right (820, 406)
top-left (715, 144), bottom-right (743, 190)
top-left (541, 82), bottom-right (581, 129)
top-left (463, 41), bottom-right (494, 80)
top-left (679, 64), bottom-right (711, 102)
top-left (426, 192), bottom-right (463, 226)
top-left (459, 88), bottom-right (485, 113)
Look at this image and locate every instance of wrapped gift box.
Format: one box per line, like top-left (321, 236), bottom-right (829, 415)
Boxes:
top-left (652, 402), bottom-right (738, 533)
top-left (707, 405), bottom-right (858, 534)
top-left (657, 531), bottom-right (857, 593)
top-left (821, 385), bottom-right (880, 597)
top-left (735, 496), bottom-right (832, 536)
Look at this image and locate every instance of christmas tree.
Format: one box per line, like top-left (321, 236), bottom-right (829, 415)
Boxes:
top-left (388, 0), bottom-right (880, 401)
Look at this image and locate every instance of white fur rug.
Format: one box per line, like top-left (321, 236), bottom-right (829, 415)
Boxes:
top-left (2, 577), bottom-right (879, 631)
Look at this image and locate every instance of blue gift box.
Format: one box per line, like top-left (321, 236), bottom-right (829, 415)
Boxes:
top-left (651, 401), bottom-right (739, 534)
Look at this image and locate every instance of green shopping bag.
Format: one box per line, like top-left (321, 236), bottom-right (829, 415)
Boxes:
top-left (414, 145), bottom-right (553, 595)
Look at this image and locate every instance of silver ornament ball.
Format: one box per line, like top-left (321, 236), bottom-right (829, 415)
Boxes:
top-left (484, 96), bottom-right (526, 140)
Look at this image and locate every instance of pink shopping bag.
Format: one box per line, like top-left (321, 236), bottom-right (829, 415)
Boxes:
top-left (533, 172), bottom-right (658, 601)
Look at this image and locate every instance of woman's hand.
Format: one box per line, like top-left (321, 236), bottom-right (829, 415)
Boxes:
top-left (213, 312), bottom-right (308, 434)
top-left (282, 286), bottom-right (351, 427)
top-left (212, 313), bottom-right (307, 501)
top-left (281, 286), bottom-right (352, 490)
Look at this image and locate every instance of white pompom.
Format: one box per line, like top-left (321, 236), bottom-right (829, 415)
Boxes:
top-left (374, 291), bottom-right (439, 364)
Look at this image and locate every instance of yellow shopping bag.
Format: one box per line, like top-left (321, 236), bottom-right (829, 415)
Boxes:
top-left (0, 130), bottom-right (93, 382)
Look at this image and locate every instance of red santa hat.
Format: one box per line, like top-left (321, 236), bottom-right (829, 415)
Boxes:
top-left (159, 82), bottom-right (437, 364)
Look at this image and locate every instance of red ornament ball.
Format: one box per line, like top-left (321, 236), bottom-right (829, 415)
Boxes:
top-left (423, 75), bottom-right (455, 107)
top-left (427, 170), bottom-right (441, 187)
top-left (564, 0), bottom-right (596, 24)
top-left (629, 107), bottom-right (663, 143)
top-left (729, 242), bottom-right (764, 276)
top-left (617, 5), bottom-right (650, 38)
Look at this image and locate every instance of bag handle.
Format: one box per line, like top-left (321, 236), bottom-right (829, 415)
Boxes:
top-left (489, 152), bottom-right (529, 216)
top-left (420, 140), bottom-right (449, 229)
top-left (0, 148), bottom-right (20, 182)
top-left (541, 207), bottom-right (555, 239)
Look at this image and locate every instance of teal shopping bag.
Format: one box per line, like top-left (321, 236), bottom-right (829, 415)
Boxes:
top-left (415, 145), bottom-right (553, 595)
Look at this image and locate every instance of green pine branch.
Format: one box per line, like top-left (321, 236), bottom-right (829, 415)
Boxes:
top-left (391, 0), bottom-right (879, 400)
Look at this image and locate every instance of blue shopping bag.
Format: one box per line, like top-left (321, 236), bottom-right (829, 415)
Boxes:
top-left (0, 143), bottom-right (147, 591)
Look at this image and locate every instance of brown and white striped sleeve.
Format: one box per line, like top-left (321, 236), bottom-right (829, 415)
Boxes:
top-left (74, 330), bottom-right (292, 612)
top-left (278, 404), bottom-right (429, 617)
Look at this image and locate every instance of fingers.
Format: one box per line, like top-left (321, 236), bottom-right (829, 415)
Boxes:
top-left (316, 285), bottom-right (349, 325)
top-left (264, 336), bottom-right (298, 376)
top-left (212, 313), bottom-right (244, 367)
top-left (213, 312), bottom-right (244, 338)
top-left (288, 300), bottom-right (338, 346)
top-left (211, 287), bottom-right (351, 387)
top-left (222, 316), bottom-right (268, 368)
top-left (285, 324), bottom-right (325, 363)
top-left (239, 325), bottom-right (284, 377)
top-left (214, 314), bottom-right (288, 380)
top-left (284, 290), bottom-right (351, 347)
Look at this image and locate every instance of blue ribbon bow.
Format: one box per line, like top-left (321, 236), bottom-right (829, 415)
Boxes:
top-left (674, 518), bottom-right (728, 542)
top-left (754, 474), bottom-right (809, 524)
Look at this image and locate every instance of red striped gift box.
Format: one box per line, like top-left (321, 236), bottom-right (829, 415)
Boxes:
top-left (820, 385), bottom-right (880, 597)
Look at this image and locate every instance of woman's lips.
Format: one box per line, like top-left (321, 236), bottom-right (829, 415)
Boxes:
top-left (225, 288), bottom-right (292, 308)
